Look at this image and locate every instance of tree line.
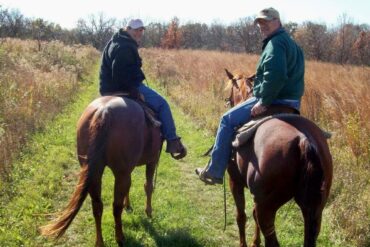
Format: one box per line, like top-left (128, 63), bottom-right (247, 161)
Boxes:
top-left (1, 5), bottom-right (369, 65)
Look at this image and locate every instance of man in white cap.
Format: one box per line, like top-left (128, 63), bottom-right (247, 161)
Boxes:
top-left (99, 19), bottom-right (187, 159)
top-left (196, 7), bottom-right (305, 184)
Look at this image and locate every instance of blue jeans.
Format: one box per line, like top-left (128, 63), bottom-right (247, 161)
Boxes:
top-left (138, 83), bottom-right (177, 140)
top-left (206, 97), bottom-right (300, 179)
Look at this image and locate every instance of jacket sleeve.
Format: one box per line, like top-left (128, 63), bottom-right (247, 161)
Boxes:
top-left (259, 40), bottom-right (288, 106)
top-left (111, 46), bottom-right (145, 90)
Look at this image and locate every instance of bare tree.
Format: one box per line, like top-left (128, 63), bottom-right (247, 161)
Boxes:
top-left (232, 17), bottom-right (260, 53)
top-left (208, 22), bottom-right (227, 51)
top-left (180, 22), bottom-right (207, 49)
top-left (284, 22), bottom-right (299, 37)
top-left (0, 7), bottom-right (26, 37)
top-left (294, 21), bottom-right (331, 61)
top-left (334, 13), bottom-right (361, 64)
top-left (142, 22), bottom-right (166, 48)
top-left (76, 13), bottom-right (117, 50)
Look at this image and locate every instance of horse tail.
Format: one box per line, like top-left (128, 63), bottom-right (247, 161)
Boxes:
top-left (40, 165), bottom-right (89, 238)
top-left (299, 136), bottom-right (324, 207)
top-left (40, 106), bottom-right (111, 239)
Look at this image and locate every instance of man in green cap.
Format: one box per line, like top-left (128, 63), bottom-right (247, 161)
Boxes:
top-left (196, 7), bottom-right (305, 184)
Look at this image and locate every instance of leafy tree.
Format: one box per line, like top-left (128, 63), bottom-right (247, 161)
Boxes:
top-left (161, 17), bottom-right (182, 49)
top-left (351, 31), bottom-right (370, 65)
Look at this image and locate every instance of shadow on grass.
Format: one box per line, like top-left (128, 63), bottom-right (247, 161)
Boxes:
top-left (106, 216), bottom-right (202, 247)
top-left (141, 218), bottom-right (202, 247)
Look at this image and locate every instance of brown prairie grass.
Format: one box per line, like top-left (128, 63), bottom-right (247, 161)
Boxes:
top-left (0, 38), bottom-right (99, 177)
top-left (141, 48), bottom-right (370, 246)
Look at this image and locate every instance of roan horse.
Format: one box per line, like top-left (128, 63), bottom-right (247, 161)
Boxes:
top-left (40, 95), bottom-right (162, 246)
top-left (223, 70), bottom-right (333, 247)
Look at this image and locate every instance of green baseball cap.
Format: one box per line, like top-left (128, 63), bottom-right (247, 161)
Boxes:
top-left (254, 7), bottom-right (280, 23)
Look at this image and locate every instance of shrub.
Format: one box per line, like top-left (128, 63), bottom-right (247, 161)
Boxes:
top-left (0, 38), bottom-right (99, 176)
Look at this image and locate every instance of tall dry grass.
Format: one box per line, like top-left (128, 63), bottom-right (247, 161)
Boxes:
top-left (0, 38), bottom-right (99, 176)
top-left (141, 48), bottom-right (370, 246)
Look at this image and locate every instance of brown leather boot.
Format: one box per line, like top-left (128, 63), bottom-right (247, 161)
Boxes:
top-left (166, 137), bottom-right (187, 160)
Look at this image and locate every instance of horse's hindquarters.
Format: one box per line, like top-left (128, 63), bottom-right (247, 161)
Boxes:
top-left (74, 96), bottom-right (163, 245)
top-left (243, 119), bottom-right (302, 200)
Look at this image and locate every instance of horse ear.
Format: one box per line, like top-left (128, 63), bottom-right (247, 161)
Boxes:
top-left (225, 69), bottom-right (234, 80)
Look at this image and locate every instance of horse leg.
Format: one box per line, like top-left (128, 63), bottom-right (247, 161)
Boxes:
top-left (301, 206), bottom-right (322, 247)
top-left (254, 202), bottom-right (280, 247)
top-left (90, 187), bottom-right (104, 247)
top-left (123, 192), bottom-right (133, 213)
top-left (251, 206), bottom-right (261, 247)
top-left (112, 172), bottom-right (132, 247)
top-left (229, 178), bottom-right (247, 247)
top-left (144, 162), bottom-right (156, 218)
top-left (295, 195), bottom-right (324, 247)
top-left (89, 175), bottom-right (104, 247)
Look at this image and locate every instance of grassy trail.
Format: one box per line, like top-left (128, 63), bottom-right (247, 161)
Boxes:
top-left (0, 69), bottom-right (337, 246)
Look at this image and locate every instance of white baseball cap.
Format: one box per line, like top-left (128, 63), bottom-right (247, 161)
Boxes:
top-left (127, 19), bottom-right (145, 30)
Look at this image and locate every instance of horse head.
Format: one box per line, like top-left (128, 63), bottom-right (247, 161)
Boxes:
top-left (224, 68), bottom-right (255, 107)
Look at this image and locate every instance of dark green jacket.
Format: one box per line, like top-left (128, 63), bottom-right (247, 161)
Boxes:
top-left (253, 28), bottom-right (305, 106)
top-left (99, 29), bottom-right (145, 94)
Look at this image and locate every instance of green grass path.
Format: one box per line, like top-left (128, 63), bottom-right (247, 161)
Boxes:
top-left (0, 70), bottom-right (336, 246)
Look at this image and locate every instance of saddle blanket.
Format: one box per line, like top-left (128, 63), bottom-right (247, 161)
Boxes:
top-left (232, 113), bottom-right (332, 148)
top-left (232, 115), bottom-right (273, 148)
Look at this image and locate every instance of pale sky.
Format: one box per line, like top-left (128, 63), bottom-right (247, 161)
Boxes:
top-left (1, 0), bottom-right (369, 29)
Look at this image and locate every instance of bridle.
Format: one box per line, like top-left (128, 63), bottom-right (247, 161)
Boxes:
top-left (225, 76), bottom-right (255, 108)
top-left (225, 85), bottom-right (236, 108)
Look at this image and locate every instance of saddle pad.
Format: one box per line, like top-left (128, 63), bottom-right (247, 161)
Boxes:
top-left (232, 113), bottom-right (332, 148)
top-left (232, 116), bottom-right (273, 148)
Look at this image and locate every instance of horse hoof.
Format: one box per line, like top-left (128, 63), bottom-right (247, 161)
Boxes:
top-left (95, 240), bottom-right (105, 247)
top-left (125, 206), bottom-right (133, 213)
top-left (116, 239), bottom-right (125, 247)
top-left (145, 209), bottom-right (152, 218)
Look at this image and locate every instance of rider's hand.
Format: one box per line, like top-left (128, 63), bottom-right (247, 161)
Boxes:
top-left (129, 87), bottom-right (140, 99)
top-left (251, 101), bottom-right (267, 117)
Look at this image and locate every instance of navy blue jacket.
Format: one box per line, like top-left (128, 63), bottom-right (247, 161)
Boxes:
top-left (99, 29), bottom-right (145, 94)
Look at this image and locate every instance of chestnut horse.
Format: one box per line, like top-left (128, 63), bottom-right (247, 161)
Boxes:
top-left (224, 70), bottom-right (333, 247)
top-left (40, 96), bottom-right (162, 246)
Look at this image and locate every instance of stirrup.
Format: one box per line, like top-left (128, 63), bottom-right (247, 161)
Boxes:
top-left (166, 137), bottom-right (187, 159)
top-left (195, 168), bottom-right (223, 185)
top-left (171, 147), bottom-right (187, 160)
